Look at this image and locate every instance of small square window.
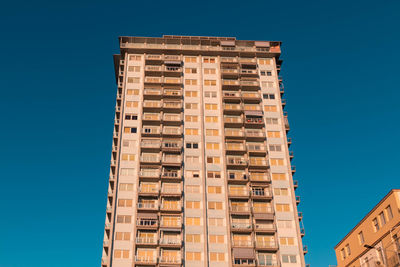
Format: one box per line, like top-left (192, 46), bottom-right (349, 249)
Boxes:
top-left (267, 71), bottom-right (272, 76)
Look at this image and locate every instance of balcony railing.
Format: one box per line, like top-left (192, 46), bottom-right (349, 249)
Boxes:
top-left (161, 171), bottom-right (181, 179)
top-left (139, 186), bottom-right (159, 194)
top-left (225, 129), bottom-right (245, 137)
top-left (144, 88), bottom-right (162, 96)
top-left (222, 80), bottom-right (240, 86)
top-left (255, 224), bottom-right (275, 231)
top-left (162, 156), bottom-right (182, 164)
top-left (224, 104), bottom-right (242, 111)
top-left (242, 92), bottom-right (261, 99)
top-left (140, 155), bottom-right (161, 163)
top-left (137, 219), bottom-right (158, 227)
top-left (223, 91), bottom-right (241, 98)
top-left (163, 101), bottom-right (182, 109)
top-left (229, 189), bottom-right (249, 197)
top-left (226, 143), bottom-right (246, 151)
top-left (245, 117), bottom-right (264, 124)
top-left (252, 206), bottom-right (273, 213)
top-left (139, 170), bottom-right (160, 178)
top-left (136, 237), bottom-right (157, 244)
top-left (138, 202), bottom-right (158, 209)
top-left (160, 257), bottom-right (181, 264)
top-left (221, 68), bottom-right (239, 74)
top-left (224, 116), bottom-right (243, 124)
top-left (251, 188), bottom-right (271, 197)
top-left (161, 187), bottom-right (181, 194)
top-left (145, 65), bottom-right (162, 71)
top-left (249, 158), bottom-right (268, 166)
top-left (256, 241), bottom-right (277, 248)
top-left (227, 157), bottom-right (247, 165)
top-left (241, 80), bottom-right (259, 86)
top-left (240, 69), bottom-right (258, 75)
top-left (232, 239), bottom-right (253, 246)
top-left (159, 238), bottom-right (181, 245)
top-left (145, 77), bottom-right (162, 83)
top-left (163, 89), bottom-right (182, 97)
top-left (141, 141), bottom-right (161, 148)
top-left (240, 58), bottom-right (257, 63)
top-left (160, 203), bottom-right (181, 211)
top-left (135, 256), bottom-right (157, 264)
top-left (160, 220), bottom-right (181, 228)
top-left (230, 205), bottom-right (250, 212)
top-left (143, 113), bottom-right (161, 121)
top-left (245, 130), bottom-right (265, 138)
top-left (228, 172), bottom-right (248, 181)
top-left (257, 259), bottom-right (279, 266)
top-left (162, 127), bottom-right (182, 135)
top-left (221, 57), bottom-right (238, 63)
top-left (249, 173), bottom-right (270, 182)
top-left (143, 101), bottom-right (162, 108)
top-left (243, 104), bottom-right (262, 111)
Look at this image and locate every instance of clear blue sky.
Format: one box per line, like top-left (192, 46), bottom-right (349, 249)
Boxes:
top-left (0, 0), bottom-right (399, 266)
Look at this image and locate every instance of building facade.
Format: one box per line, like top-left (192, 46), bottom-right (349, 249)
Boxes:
top-left (101, 35), bottom-right (306, 267)
top-left (334, 189), bottom-right (400, 267)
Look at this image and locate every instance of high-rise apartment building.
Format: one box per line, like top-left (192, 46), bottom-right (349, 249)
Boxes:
top-left (334, 189), bottom-right (400, 267)
top-left (101, 35), bottom-right (306, 267)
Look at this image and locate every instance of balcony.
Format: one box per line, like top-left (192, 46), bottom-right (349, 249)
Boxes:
top-left (163, 66), bottom-right (182, 77)
top-left (145, 54), bottom-right (163, 62)
top-left (144, 88), bottom-right (162, 99)
top-left (143, 101), bottom-right (162, 110)
top-left (145, 65), bottom-right (162, 72)
top-left (257, 259), bottom-right (279, 267)
top-left (161, 186), bottom-right (181, 196)
top-left (159, 256), bottom-right (182, 264)
top-left (241, 80), bottom-right (259, 89)
top-left (224, 115), bottom-right (243, 126)
top-left (244, 116), bottom-right (264, 128)
top-left (226, 156), bottom-right (247, 168)
top-left (163, 101), bottom-right (182, 110)
top-left (296, 196), bottom-right (301, 205)
top-left (293, 180), bottom-right (298, 189)
top-left (138, 202), bottom-right (158, 211)
top-left (249, 158), bottom-right (268, 169)
top-left (240, 69), bottom-right (258, 76)
top-left (145, 77), bottom-right (163, 84)
top-left (221, 57), bottom-right (238, 63)
top-left (139, 186), bottom-right (159, 195)
top-left (247, 144), bottom-right (267, 155)
top-left (233, 258), bottom-right (256, 267)
top-left (249, 173), bottom-right (270, 183)
top-left (232, 239), bottom-right (253, 247)
top-left (160, 202), bottom-right (182, 212)
top-left (245, 130), bottom-right (266, 141)
top-left (251, 188), bottom-right (272, 199)
top-left (298, 212), bottom-right (303, 221)
top-left (135, 256), bottom-right (157, 265)
top-left (226, 142), bottom-right (246, 154)
top-left (223, 91), bottom-right (241, 101)
top-left (243, 104), bottom-right (262, 111)
top-left (224, 103), bottom-right (242, 114)
top-left (225, 129), bottom-right (245, 139)
top-left (160, 219), bottom-right (181, 229)
top-left (140, 155), bottom-right (161, 165)
top-left (240, 58), bottom-right (257, 64)
top-left (242, 92), bottom-right (261, 101)
top-left (141, 140), bottom-right (161, 151)
top-left (164, 55), bottom-right (182, 61)
top-left (162, 155), bottom-right (182, 166)
top-left (221, 68), bottom-right (239, 77)
top-left (289, 150), bottom-right (294, 160)
top-left (300, 227), bottom-right (305, 237)
top-left (291, 166), bottom-right (296, 174)
top-left (164, 77), bottom-right (182, 85)
top-left (142, 113), bottom-right (161, 124)
top-left (136, 237), bottom-right (158, 245)
top-left (227, 172), bottom-right (248, 183)
top-left (254, 223), bottom-right (276, 233)
top-left (303, 245), bottom-right (308, 254)
top-left (163, 89), bottom-right (182, 98)
top-left (137, 218), bottom-right (158, 229)
top-left (222, 79), bottom-right (240, 89)
top-left (229, 188), bottom-right (250, 198)
top-left (159, 238), bottom-right (182, 247)
top-left (230, 205), bottom-right (251, 214)
top-left (139, 169), bottom-right (160, 179)
top-left (163, 114), bottom-right (182, 125)
top-left (255, 241), bottom-right (278, 250)
top-left (252, 206), bottom-right (273, 214)
top-left (162, 141), bottom-right (182, 152)
top-left (287, 137), bottom-right (292, 146)
top-left (162, 127), bottom-right (182, 137)
top-left (161, 170), bottom-right (181, 180)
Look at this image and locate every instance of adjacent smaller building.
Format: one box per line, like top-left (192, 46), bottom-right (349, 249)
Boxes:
top-left (334, 189), bottom-right (400, 267)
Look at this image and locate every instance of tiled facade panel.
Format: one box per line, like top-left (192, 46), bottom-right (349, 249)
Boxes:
top-left (101, 36), bottom-right (306, 267)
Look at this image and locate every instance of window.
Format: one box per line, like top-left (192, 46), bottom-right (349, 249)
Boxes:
top-left (129, 55), bottom-right (141, 61)
top-left (269, 144), bottom-right (282, 152)
top-left (386, 205), bottom-right (394, 220)
top-left (204, 91), bottom-right (217, 98)
top-left (205, 104), bottom-right (218, 110)
top-left (270, 158), bottom-right (284, 166)
top-left (127, 77), bottom-right (140, 83)
top-left (127, 89), bottom-right (139, 95)
top-left (186, 185), bottom-right (200, 193)
top-left (282, 255), bottom-right (297, 263)
top-left (204, 79), bottom-right (216, 86)
top-left (208, 186), bottom-right (222, 194)
top-left (262, 81), bottom-right (275, 88)
top-left (209, 235), bottom-right (224, 243)
top-left (272, 173), bottom-right (286, 180)
top-left (345, 244), bottom-right (351, 256)
top-left (186, 217), bottom-right (201, 226)
top-left (185, 79), bottom-right (197, 85)
top-left (120, 168), bottom-right (135, 176)
top-left (122, 154), bottom-right (135, 161)
top-left (204, 68), bottom-right (216, 74)
top-left (265, 118), bottom-right (279, 125)
top-left (264, 105), bottom-right (277, 112)
top-left (185, 115), bottom-right (198, 122)
top-left (206, 129), bottom-right (219, 136)
top-left (277, 220), bottom-right (293, 228)
top-left (340, 248), bottom-right (346, 260)
top-left (116, 215), bottom-right (132, 223)
top-left (263, 94), bottom-right (275, 100)
top-left (186, 156), bottom-right (199, 163)
top-left (205, 116), bottom-right (218, 123)
top-left (274, 188), bottom-right (289, 196)
top-left (280, 237), bottom-right (295, 246)
top-left (208, 201), bottom-right (223, 210)
top-left (186, 201), bottom-right (200, 209)
top-left (186, 170), bottom-right (200, 178)
top-left (267, 71), bottom-right (272, 76)
top-left (259, 58), bottom-right (272, 65)
top-left (260, 71), bottom-right (266, 76)
top-left (267, 131), bottom-right (281, 138)
top-left (185, 103), bottom-right (198, 109)
top-left (209, 217), bottom-right (223, 226)
top-left (373, 218), bottom-right (380, 232)
top-left (210, 252), bottom-right (225, 262)
top-left (114, 249), bottom-right (130, 259)
top-left (186, 142), bottom-right (199, 149)
top-left (379, 211), bottom-right (387, 226)
top-left (186, 234), bottom-right (201, 243)
top-left (119, 183), bottom-right (133, 191)
top-left (207, 171), bottom-right (221, 179)
top-left (185, 56), bottom-right (197, 63)
top-left (124, 127), bottom-right (137, 133)
top-left (276, 204), bottom-right (290, 212)
top-left (115, 232), bottom-right (131, 240)
top-left (186, 252), bottom-right (201, 261)
top-left (206, 143), bottom-right (220, 150)
top-left (358, 231), bottom-right (365, 244)
top-left (128, 66), bottom-right (140, 72)
top-left (125, 114), bottom-right (138, 120)
top-left (203, 57), bottom-right (216, 63)
top-left (118, 199), bottom-right (133, 207)
top-left (185, 91), bottom-right (198, 97)
top-left (185, 68), bottom-right (197, 74)
top-left (126, 101), bottom-right (139, 107)
top-left (207, 157), bottom-right (220, 164)
top-left (185, 128), bottom-right (199, 135)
